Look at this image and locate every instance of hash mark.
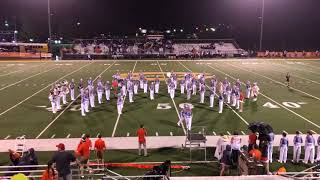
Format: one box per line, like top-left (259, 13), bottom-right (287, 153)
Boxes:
top-left (241, 131), bottom-right (246, 135)
top-left (66, 134), bottom-right (71, 138)
top-left (4, 135), bottom-right (10, 139)
top-left (227, 131), bottom-right (231, 135)
top-left (127, 132), bottom-right (130, 137)
top-left (51, 134), bottom-right (56, 138)
top-left (156, 132), bottom-right (159, 136)
top-left (212, 131), bottom-right (216, 135)
top-left (170, 132), bottom-right (173, 136)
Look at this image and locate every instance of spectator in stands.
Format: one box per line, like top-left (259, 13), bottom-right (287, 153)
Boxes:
top-left (220, 144), bottom-right (232, 176)
top-left (51, 143), bottom-right (77, 180)
top-left (260, 140), bottom-right (270, 174)
top-left (41, 161), bottom-right (56, 180)
top-left (137, 124), bottom-right (147, 156)
top-left (249, 144), bottom-right (261, 161)
top-left (8, 149), bottom-right (21, 166)
top-left (94, 135), bottom-right (106, 168)
top-left (214, 134), bottom-right (229, 161)
top-left (230, 131), bottom-right (241, 166)
top-left (248, 130), bottom-right (257, 152)
top-left (19, 148), bottom-right (38, 176)
top-left (76, 137), bottom-right (91, 177)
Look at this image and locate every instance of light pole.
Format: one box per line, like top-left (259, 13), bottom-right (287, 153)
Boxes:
top-left (259, 0), bottom-right (265, 51)
top-left (48, 0), bottom-right (52, 53)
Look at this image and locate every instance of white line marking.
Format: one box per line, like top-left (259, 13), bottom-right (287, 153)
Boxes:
top-left (66, 134), bottom-right (71, 138)
top-left (126, 132), bottom-right (130, 137)
top-left (0, 67), bottom-right (57, 91)
top-left (21, 135), bottom-right (26, 138)
top-left (311, 130), bottom-right (317, 134)
top-left (283, 130), bottom-right (288, 134)
top-left (0, 63), bottom-right (93, 117)
top-left (227, 62), bottom-right (320, 101)
top-left (207, 64), bottom-right (320, 130)
top-left (227, 131), bottom-right (231, 135)
top-left (81, 133), bottom-right (85, 138)
top-left (4, 135), bottom-right (10, 139)
top-left (156, 132), bottom-right (159, 136)
top-left (157, 60), bottom-right (186, 135)
top-left (112, 61), bottom-right (137, 137)
top-left (213, 131), bottom-right (216, 135)
top-left (50, 134), bottom-right (56, 138)
top-left (96, 133), bottom-right (100, 138)
top-left (36, 62), bottom-right (115, 139)
top-left (241, 131), bottom-right (246, 135)
top-left (179, 61), bottom-right (249, 126)
top-left (0, 64), bottom-right (44, 77)
top-left (170, 132), bottom-right (173, 136)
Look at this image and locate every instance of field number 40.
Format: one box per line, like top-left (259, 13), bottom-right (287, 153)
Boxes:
top-left (263, 102), bottom-right (306, 109)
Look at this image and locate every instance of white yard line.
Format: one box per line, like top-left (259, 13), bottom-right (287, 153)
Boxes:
top-left (207, 64), bottom-right (320, 130)
top-left (0, 63), bottom-right (93, 117)
top-left (259, 63), bottom-right (320, 85)
top-left (0, 67), bottom-right (58, 91)
top-left (226, 62), bottom-right (320, 101)
top-left (0, 64), bottom-right (45, 77)
top-left (36, 62), bottom-right (116, 139)
top-left (111, 61), bottom-right (137, 137)
top-left (4, 135), bottom-right (10, 140)
top-left (157, 60), bottom-right (187, 135)
top-left (178, 61), bottom-right (249, 127)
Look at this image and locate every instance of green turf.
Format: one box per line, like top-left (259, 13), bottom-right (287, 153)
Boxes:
top-left (0, 59), bottom-right (319, 139)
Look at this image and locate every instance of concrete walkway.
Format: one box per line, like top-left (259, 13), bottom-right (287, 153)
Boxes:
top-left (0, 134), bottom-right (310, 152)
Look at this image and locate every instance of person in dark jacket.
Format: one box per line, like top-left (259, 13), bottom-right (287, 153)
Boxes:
top-left (220, 145), bottom-right (232, 176)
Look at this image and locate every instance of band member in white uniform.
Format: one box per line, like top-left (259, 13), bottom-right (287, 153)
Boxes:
top-left (180, 79), bottom-right (185, 94)
top-left (292, 131), bottom-right (303, 163)
top-left (69, 79), bottom-right (75, 101)
top-left (155, 76), bottom-right (160, 94)
top-left (199, 83), bottom-right (205, 104)
top-left (245, 81), bottom-right (251, 99)
top-left (49, 91), bottom-right (57, 114)
top-left (88, 84), bottom-right (95, 108)
top-left (304, 131), bottom-right (315, 164)
top-left (187, 83), bottom-right (192, 100)
top-left (149, 82), bottom-right (155, 100)
top-left (127, 83), bottom-right (134, 103)
top-left (251, 82), bottom-right (260, 102)
top-left (209, 85), bottom-right (216, 108)
top-left (279, 132), bottom-right (288, 163)
top-left (105, 81), bottom-right (111, 101)
top-left (117, 94), bottom-right (124, 115)
top-left (97, 80), bottom-right (104, 104)
top-left (218, 94), bottom-right (224, 114)
top-left (192, 78), bottom-right (197, 95)
top-left (139, 72), bottom-right (144, 89)
top-left (134, 80), bottom-right (139, 95)
top-left (143, 78), bottom-right (148, 94)
top-left (169, 81), bottom-right (175, 99)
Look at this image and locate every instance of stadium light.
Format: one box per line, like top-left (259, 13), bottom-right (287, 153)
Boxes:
top-left (180, 29), bottom-right (183, 32)
top-left (141, 29), bottom-right (147, 34)
top-left (173, 29), bottom-right (176, 32)
top-left (210, 28), bottom-right (216, 32)
top-left (166, 30), bottom-right (171, 33)
top-left (29, 38), bottom-right (34, 42)
top-left (76, 22), bottom-right (81, 26)
top-left (14, 30), bottom-right (18, 34)
top-left (5, 23), bottom-right (9, 27)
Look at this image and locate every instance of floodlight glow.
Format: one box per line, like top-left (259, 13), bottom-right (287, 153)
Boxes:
top-left (5, 23), bottom-right (9, 27)
top-left (173, 29), bottom-right (176, 32)
top-left (14, 30), bottom-right (18, 34)
top-left (210, 28), bottom-right (216, 32)
top-left (141, 29), bottom-right (147, 33)
top-left (29, 38), bottom-right (34, 42)
top-left (166, 30), bottom-right (171, 33)
top-left (180, 29), bottom-right (183, 32)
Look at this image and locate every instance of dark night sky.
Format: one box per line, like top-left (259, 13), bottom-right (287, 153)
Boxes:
top-left (0, 0), bottom-right (319, 50)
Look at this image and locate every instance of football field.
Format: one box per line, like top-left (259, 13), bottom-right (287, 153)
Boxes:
top-left (0, 59), bottom-right (319, 140)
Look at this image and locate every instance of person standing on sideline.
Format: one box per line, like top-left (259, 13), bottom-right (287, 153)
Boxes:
top-left (286, 73), bottom-right (290, 87)
top-left (278, 132), bottom-right (288, 163)
top-left (248, 130), bottom-right (257, 152)
top-left (155, 76), bottom-right (160, 94)
top-left (94, 135), bottom-right (106, 168)
top-left (149, 82), bottom-right (155, 100)
top-left (304, 131), bottom-right (315, 164)
top-left (293, 131), bottom-right (303, 163)
top-left (50, 143), bottom-right (77, 180)
top-left (137, 125), bottom-right (147, 156)
top-left (230, 132), bottom-right (242, 165)
top-left (316, 134), bottom-right (320, 162)
top-left (267, 131), bottom-right (275, 163)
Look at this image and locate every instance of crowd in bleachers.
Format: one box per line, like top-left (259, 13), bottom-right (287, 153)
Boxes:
top-left (257, 51), bottom-right (320, 58)
top-left (61, 39), bottom-right (245, 59)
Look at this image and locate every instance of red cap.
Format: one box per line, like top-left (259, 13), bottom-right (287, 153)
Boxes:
top-left (56, 143), bottom-right (65, 150)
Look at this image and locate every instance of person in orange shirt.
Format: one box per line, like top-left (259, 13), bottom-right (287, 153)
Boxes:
top-left (41, 161), bottom-right (56, 180)
top-left (94, 135), bottom-right (106, 168)
top-left (75, 137), bottom-right (91, 177)
top-left (137, 124), bottom-right (147, 156)
top-left (249, 144), bottom-right (262, 161)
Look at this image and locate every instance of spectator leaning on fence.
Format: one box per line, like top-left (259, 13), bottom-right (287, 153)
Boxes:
top-left (230, 131), bottom-right (241, 165)
top-left (51, 143), bottom-right (77, 180)
top-left (220, 144), bottom-right (232, 176)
